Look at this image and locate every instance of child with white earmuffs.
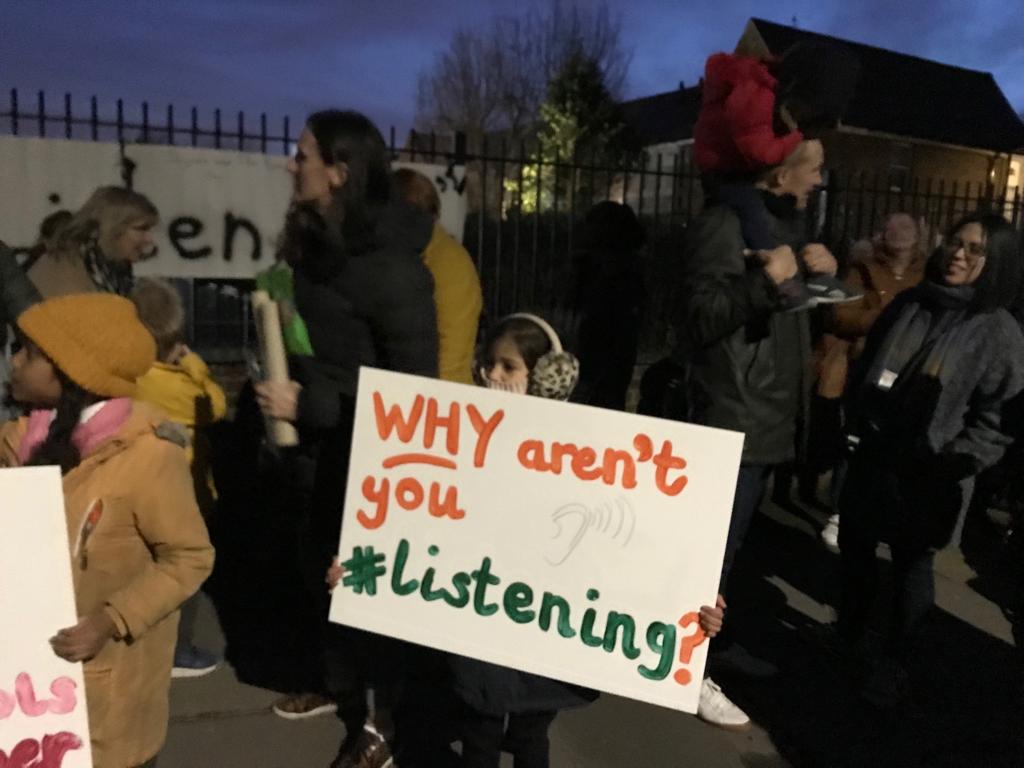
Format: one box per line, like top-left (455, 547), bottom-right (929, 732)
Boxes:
top-left (329, 312), bottom-right (727, 766)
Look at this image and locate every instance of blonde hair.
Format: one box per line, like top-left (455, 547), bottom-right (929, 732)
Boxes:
top-left (130, 277), bottom-right (185, 362)
top-left (759, 139), bottom-right (823, 189)
top-left (54, 186), bottom-right (158, 261)
top-left (392, 168), bottom-right (440, 218)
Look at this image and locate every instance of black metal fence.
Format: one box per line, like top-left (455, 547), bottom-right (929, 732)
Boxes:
top-left (3, 88), bottom-right (1022, 361)
top-left (421, 138), bottom-right (701, 356)
top-left (410, 137), bottom-right (1023, 357)
top-left (823, 171), bottom-right (1023, 254)
top-left (2, 88), bottom-right (298, 154)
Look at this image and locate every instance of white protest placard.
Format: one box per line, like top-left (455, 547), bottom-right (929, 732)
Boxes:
top-left (329, 369), bottom-right (742, 713)
top-left (0, 467), bottom-right (92, 767)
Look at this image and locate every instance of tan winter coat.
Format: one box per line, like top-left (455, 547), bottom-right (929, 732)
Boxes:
top-left (0, 402), bottom-right (215, 768)
top-left (27, 252), bottom-right (98, 298)
top-left (817, 251), bottom-right (925, 399)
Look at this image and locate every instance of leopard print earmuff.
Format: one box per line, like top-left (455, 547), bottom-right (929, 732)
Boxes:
top-left (475, 313), bottom-right (580, 401)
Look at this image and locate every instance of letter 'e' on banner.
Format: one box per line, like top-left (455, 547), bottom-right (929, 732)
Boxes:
top-left (329, 369), bottom-right (743, 714)
top-left (0, 467), bottom-right (93, 767)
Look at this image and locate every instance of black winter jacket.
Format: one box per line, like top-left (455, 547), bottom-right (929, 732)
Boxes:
top-left (0, 242), bottom-right (42, 328)
top-left (290, 202), bottom-right (439, 430)
top-left (674, 205), bottom-right (810, 465)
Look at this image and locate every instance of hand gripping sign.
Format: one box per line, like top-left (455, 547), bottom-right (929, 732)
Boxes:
top-left (329, 369), bottom-right (742, 713)
top-left (0, 467), bottom-right (92, 767)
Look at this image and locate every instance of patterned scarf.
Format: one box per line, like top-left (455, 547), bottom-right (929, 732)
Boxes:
top-left (82, 241), bottom-right (134, 296)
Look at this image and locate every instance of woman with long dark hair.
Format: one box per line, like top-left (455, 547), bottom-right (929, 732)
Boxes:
top-left (255, 110), bottom-right (438, 767)
top-left (836, 212), bottom-right (1024, 707)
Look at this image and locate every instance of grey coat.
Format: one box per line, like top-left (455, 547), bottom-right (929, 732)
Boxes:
top-left (842, 284), bottom-right (1024, 548)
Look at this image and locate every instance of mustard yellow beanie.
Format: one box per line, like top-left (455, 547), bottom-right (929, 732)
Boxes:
top-left (17, 293), bottom-right (157, 398)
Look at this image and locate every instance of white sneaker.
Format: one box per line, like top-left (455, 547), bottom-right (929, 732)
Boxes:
top-left (821, 514), bottom-right (840, 552)
top-left (697, 677), bottom-right (751, 730)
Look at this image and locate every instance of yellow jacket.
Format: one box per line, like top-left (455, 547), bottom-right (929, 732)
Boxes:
top-left (135, 352), bottom-right (227, 510)
top-left (422, 223), bottom-right (483, 384)
top-left (135, 352), bottom-right (227, 436)
top-left (0, 403), bottom-right (215, 768)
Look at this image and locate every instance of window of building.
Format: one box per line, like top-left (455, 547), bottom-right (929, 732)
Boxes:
top-left (888, 143), bottom-right (913, 192)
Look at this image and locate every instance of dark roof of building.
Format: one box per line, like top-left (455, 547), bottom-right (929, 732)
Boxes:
top-left (619, 86), bottom-right (702, 148)
top-left (621, 19), bottom-right (1024, 153)
top-left (750, 19), bottom-right (1024, 153)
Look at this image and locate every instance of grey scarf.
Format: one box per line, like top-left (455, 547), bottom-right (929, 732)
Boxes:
top-left (861, 282), bottom-right (974, 395)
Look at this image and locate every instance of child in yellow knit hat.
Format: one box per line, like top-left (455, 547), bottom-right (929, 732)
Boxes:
top-left (1, 293), bottom-right (214, 768)
top-left (130, 277), bottom-right (226, 680)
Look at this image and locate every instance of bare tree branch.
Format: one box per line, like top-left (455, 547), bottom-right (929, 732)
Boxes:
top-left (415, 1), bottom-right (631, 145)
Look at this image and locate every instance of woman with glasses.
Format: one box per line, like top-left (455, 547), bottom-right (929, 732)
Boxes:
top-left (835, 212), bottom-right (1024, 707)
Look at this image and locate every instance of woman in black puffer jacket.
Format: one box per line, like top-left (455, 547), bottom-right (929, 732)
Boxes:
top-left (255, 110), bottom-right (439, 767)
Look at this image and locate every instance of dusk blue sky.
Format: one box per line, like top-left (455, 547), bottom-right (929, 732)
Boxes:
top-left (5, 1), bottom-right (1023, 137)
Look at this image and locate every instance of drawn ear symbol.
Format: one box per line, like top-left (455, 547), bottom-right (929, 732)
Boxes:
top-left (546, 498), bottom-right (637, 566)
top-left (673, 611), bottom-right (707, 685)
top-left (611, 497), bottom-right (636, 546)
top-left (546, 503), bottom-right (590, 566)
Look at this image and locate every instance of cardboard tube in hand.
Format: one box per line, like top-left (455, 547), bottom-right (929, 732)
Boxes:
top-left (251, 290), bottom-right (299, 447)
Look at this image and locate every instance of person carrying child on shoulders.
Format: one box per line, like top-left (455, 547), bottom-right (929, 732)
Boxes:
top-left (676, 41), bottom-right (860, 728)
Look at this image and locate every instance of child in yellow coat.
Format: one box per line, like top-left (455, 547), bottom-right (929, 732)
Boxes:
top-left (131, 278), bottom-right (227, 679)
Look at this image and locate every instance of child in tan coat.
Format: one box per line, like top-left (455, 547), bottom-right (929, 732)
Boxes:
top-left (1, 293), bottom-right (214, 768)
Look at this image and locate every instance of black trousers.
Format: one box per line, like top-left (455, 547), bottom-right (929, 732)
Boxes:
top-left (837, 452), bottom-right (937, 661)
top-left (460, 709), bottom-right (558, 768)
top-left (839, 530), bottom-right (935, 661)
top-left (303, 407), bottom-right (420, 742)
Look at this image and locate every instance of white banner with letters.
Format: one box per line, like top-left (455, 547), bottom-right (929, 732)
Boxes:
top-left (0, 466), bottom-right (93, 767)
top-left (329, 369), bottom-right (742, 714)
top-left (0, 135), bottom-right (467, 280)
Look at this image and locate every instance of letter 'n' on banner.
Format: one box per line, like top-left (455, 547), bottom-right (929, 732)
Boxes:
top-left (0, 467), bottom-right (93, 767)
